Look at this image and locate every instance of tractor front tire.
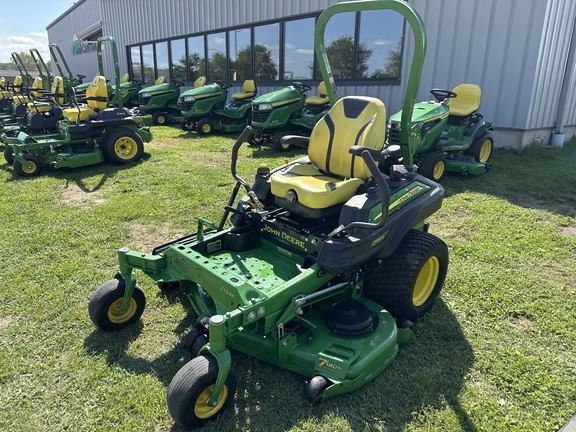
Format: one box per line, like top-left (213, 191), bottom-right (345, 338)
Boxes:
top-left (363, 230), bottom-right (448, 322)
top-left (272, 130), bottom-right (292, 152)
top-left (196, 118), bottom-right (214, 136)
top-left (465, 132), bottom-right (494, 163)
top-left (180, 118), bottom-right (195, 132)
top-left (103, 128), bottom-right (144, 165)
top-left (418, 152), bottom-right (446, 182)
top-left (88, 279), bottom-right (146, 331)
top-left (13, 153), bottom-right (41, 177)
top-left (167, 354), bottom-right (237, 429)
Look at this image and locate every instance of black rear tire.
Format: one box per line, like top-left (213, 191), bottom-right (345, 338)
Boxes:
top-left (363, 230), bottom-right (448, 322)
top-left (102, 128), bottom-right (144, 165)
top-left (465, 132), bottom-right (493, 163)
top-left (167, 354), bottom-right (237, 429)
top-left (272, 130), bottom-right (292, 152)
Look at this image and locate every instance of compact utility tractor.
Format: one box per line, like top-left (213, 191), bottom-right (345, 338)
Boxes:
top-left (179, 79), bottom-right (257, 136)
top-left (250, 81), bottom-right (331, 151)
top-left (88, 1), bottom-right (449, 429)
top-left (387, 84), bottom-right (494, 181)
top-left (1, 36), bottom-right (152, 177)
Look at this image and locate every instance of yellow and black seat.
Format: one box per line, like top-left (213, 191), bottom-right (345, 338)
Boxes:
top-left (231, 80), bottom-right (257, 100)
top-left (448, 83), bottom-right (481, 118)
top-left (28, 76), bottom-right (65, 113)
top-left (12, 77), bottom-right (43, 105)
top-left (62, 75), bottom-right (108, 122)
top-left (304, 81), bottom-right (329, 106)
top-left (270, 96), bottom-right (386, 218)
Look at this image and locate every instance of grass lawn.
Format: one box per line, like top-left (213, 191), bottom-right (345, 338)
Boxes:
top-left (0, 126), bottom-right (575, 432)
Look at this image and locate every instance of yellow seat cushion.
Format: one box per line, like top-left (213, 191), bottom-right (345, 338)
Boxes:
top-left (232, 79), bottom-right (257, 100)
top-left (62, 107), bottom-right (97, 122)
top-left (27, 102), bottom-right (52, 113)
top-left (12, 95), bottom-right (30, 104)
top-left (449, 83), bottom-right (481, 117)
top-left (271, 164), bottom-right (363, 209)
top-left (305, 81), bottom-right (329, 105)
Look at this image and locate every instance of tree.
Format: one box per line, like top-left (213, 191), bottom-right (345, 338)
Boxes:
top-left (188, 52), bottom-right (206, 81)
top-left (373, 40), bottom-right (401, 78)
top-left (208, 51), bottom-right (227, 81)
top-left (324, 36), bottom-right (372, 79)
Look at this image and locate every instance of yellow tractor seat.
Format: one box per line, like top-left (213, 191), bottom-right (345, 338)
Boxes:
top-left (155, 76), bottom-right (166, 85)
top-left (12, 95), bottom-right (31, 104)
top-left (194, 77), bottom-right (206, 88)
top-left (63, 75), bottom-right (108, 122)
top-left (28, 76), bottom-right (65, 113)
top-left (271, 96), bottom-right (386, 215)
top-left (12, 76), bottom-right (23, 94)
top-left (232, 79), bottom-right (257, 100)
top-left (305, 81), bottom-right (329, 106)
top-left (29, 77), bottom-right (44, 99)
top-left (120, 73), bottom-right (130, 84)
top-left (0, 76), bottom-right (11, 97)
top-left (448, 83), bottom-right (481, 117)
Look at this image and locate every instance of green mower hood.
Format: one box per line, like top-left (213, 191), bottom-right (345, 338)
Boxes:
top-left (180, 82), bottom-right (226, 101)
top-left (252, 86), bottom-right (304, 108)
top-left (389, 101), bottom-right (448, 125)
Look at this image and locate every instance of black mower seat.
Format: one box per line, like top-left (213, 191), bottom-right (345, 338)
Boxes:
top-left (271, 96), bottom-right (386, 212)
top-left (448, 83), bottom-right (481, 117)
top-left (62, 75), bottom-right (108, 122)
top-left (305, 81), bottom-right (330, 106)
top-left (232, 80), bottom-right (257, 100)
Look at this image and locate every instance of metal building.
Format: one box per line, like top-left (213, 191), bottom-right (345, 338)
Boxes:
top-left (46, 0), bottom-right (576, 150)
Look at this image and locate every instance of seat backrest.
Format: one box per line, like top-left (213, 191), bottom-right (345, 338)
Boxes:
top-left (13, 76), bottom-right (22, 93)
top-left (449, 83), bottom-right (481, 117)
top-left (0, 76), bottom-right (5, 90)
top-left (318, 81), bottom-right (328, 96)
top-left (51, 76), bottom-right (64, 105)
top-left (86, 75), bottom-right (108, 110)
top-left (155, 76), bottom-right (166, 85)
top-left (194, 76), bottom-right (206, 88)
top-left (31, 77), bottom-right (43, 98)
top-left (243, 79), bottom-right (256, 93)
top-left (120, 73), bottom-right (130, 84)
top-left (308, 96), bottom-right (386, 179)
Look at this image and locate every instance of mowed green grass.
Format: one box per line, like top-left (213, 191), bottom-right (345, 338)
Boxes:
top-left (0, 126), bottom-right (575, 432)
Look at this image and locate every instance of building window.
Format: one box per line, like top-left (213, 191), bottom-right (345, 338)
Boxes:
top-left (229, 28), bottom-right (251, 81)
top-left (284, 17), bottom-right (315, 80)
top-left (187, 35), bottom-right (205, 82)
top-left (254, 23), bottom-right (279, 81)
top-left (207, 31), bottom-right (227, 81)
top-left (171, 38), bottom-right (186, 81)
top-left (156, 41), bottom-right (169, 81)
top-left (357, 10), bottom-right (403, 78)
top-left (130, 46), bottom-right (141, 80)
top-left (127, 11), bottom-right (405, 85)
top-left (141, 44), bottom-right (155, 84)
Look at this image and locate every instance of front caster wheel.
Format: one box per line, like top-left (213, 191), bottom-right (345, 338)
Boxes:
top-left (13, 153), bottom-right (41, 177)
top-left (88, 279), bottom-right (146, 331)
top-left (305, 375), bottom-right (330, 404)
top-left (167, 354), bottom-right (237, 429)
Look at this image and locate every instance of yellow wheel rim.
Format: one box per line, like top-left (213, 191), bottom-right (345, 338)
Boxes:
top-left (158, 115), bottom-right (166, 124)
top-left (413, 256), bottom-right (440, 306)
top-left (202, 123), bottom-right (211, 133)
top-left (107, 298), bottom-right (137, 324)
top-left (194, 384), bottom-right (228, 419)
top-left (433, 161), bottom-right (445, 180)
top-left (114, 136), bottom-right (138, 160)
top-left (479, 139), bottom-right (492, 163)
top-left (281, 141), bottom-right (290, 149)
top-left (22, 160), bottom-right (38, 174)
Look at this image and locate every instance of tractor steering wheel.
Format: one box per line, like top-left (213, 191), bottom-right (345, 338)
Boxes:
top-left (217, 80), bottom-right (233, 89)
top-left (132, 79), bottom-right (146, 86)
top-left (430, 89), bottom-right (457, 102)
top-left (171, 79), bottom-right (185, 87)
top-left (292, 82), bottom-right (312, 93)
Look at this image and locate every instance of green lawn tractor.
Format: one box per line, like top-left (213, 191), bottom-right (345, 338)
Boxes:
top-left (88, 1), bottom-right (449, 429)
top-left (250, 81), bottom-right (331, 151)
top-left (386, 83), bottom-right (494, 181)
top-left (109, 74), bottom-right (144, 108)
top-left (137, 76), bottom-right (186, 125)
top-left (179, 79), bottom-right (256, 136)
top-left (1, 36), bottom-right (152, 177)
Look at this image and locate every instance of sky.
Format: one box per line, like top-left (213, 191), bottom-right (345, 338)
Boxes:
top-left (0, 0), bottom-right (76, 63)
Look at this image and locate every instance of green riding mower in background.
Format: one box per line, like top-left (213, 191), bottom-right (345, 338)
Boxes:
top-left (250, 81), bottom-right (331, 151)
top-left (1, 36), bottom-right (152, 177)
top-left (386, 83), bottom-right (494, 181)
top-left (88, 1), bottom-right (450, 429)
top-left (137, 76), bottom-right (188, 125)
top-left (179, 79), bottom-right (257, 136)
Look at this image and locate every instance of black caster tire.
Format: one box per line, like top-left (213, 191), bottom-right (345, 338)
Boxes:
top-left (88, 279), bottom-right (146, 331)
top-left (305, 375), bottom-right (329, 404)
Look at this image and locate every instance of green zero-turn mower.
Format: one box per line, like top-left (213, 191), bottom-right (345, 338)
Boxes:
top-left (89, 1), bottom-right (448, 429)
top-left (386, 83), bottom-right (494, 181)
top-left (250, 80), bottom-right (332, 152)
top-left (1, 36), bottom-right (152, 177)
top-left (180, 79), bottom-right (257, 136)
top-left (136, 76), bottom-right (187, 125)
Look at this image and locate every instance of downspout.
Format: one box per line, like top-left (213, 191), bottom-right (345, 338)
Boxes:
top-left (551, 15), bottom-right (576, 147)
